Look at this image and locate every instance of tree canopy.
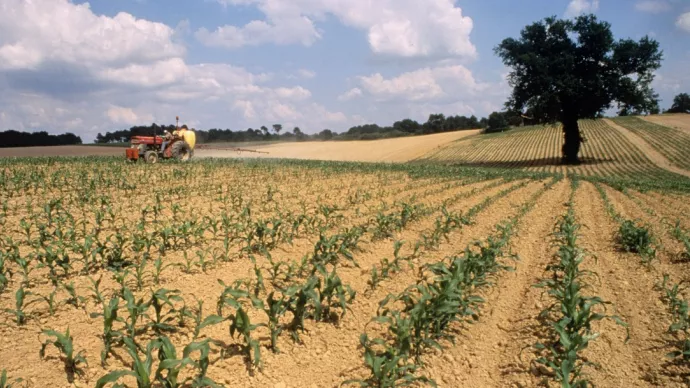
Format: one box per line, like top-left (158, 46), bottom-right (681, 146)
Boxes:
top-left (495, 14), bottom-right (663, 164)
top-left (0, 130), bottom-right (82, 148)
top-left (667, 93), bottom-right (690, 113)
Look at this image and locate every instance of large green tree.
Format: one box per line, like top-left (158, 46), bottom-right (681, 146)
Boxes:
top-left (495, 14), bottom-right (663, 164)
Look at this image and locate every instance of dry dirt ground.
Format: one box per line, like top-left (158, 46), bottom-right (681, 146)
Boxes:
top-left (641, 113), bottom-right (690, 134)
top-left (0, 146), bottom-right (124, 158)
top-left (196, 130), bottom-right (480, 162)
top-left (2, 160), bottom-right (690, 388)
top-left (0, 131), bottom-right (479, 163)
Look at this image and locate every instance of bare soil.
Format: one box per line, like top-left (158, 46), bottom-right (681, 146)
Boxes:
top-left (641, 113), bottom-right (690, 135)
top-left (0, 145), bottom-right (124, 158)
top-left (2, 160), bottom-right (690, 388)
top-left (1, 131), bottom-right (479, 164)
top-left (196, 130), bottom-right (480, 162)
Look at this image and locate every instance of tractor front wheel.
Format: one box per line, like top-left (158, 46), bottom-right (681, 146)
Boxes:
top-left (171, 141), bottom-right (192, 161)
top-left (144, 150), bottom-right (159, 164)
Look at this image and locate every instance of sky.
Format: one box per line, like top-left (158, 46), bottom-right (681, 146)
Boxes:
top-left (0, 0), bottom-right (688, 142)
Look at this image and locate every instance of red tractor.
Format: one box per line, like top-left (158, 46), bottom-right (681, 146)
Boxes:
top-left (125, 116), bottom-right (196, 163)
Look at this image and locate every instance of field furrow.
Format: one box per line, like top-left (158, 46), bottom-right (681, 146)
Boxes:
top-left (573, 182), bottom-right (682, 387)
top-left (420, 178), bottom-right (571, 386)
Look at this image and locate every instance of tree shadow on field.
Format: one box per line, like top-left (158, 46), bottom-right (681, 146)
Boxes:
top-left (427, 156), bottom-right (614, 169)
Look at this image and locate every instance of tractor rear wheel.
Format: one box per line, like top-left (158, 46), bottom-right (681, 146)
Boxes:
top-left (144, 150), bottom-right (159, 164)
top-left (171, 141), bottom-right (192, 161)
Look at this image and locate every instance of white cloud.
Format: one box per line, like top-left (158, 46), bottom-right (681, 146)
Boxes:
top-left (0, 0), bottom-right (349, 139)
top-left (107, 106), bottom-right (153, 125)
top-left (0, 0), bottom-right (185, 70)
top-left (201, 0), bottom-right (476, 58)
top-left (336, 65), bottom-right (509, 126)
top-left (635, 0), bottom-right (672, 13)
top-left (195, 17), bottom-right (321, 48)
top-left (98, 58), bottom-right (190, 87)
top-left (678, 12), bottom-right (690, 32)
top-left (564, 0), bottom-right (600, 18)
top-left (273, 86), bottom-right (312, 100)
top-left (354, 65), bottom-right (488, 102)
top-left (338, 88), bottom-right (363, 101)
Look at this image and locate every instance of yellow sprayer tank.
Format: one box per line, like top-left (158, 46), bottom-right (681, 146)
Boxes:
top-left (183, 130), bottom-right (196, 149)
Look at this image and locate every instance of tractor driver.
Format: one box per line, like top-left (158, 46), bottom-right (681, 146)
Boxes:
top-left (161, 130), bottom-right (172, 151)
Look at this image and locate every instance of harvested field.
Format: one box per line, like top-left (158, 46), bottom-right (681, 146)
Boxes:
top-left (0, 145), bottom-right (124, 158)
top-left (641, 113), bottom-right (690, 135)
top-left (2, 157), bottom-right (690, 388)
top-left (196, 130), bottom-right (480, 162)
top-left (417, 119), bottom-right (690, 180)
top-left (0, 131), bottom-right (479, 163)
top-left (610, 116), bottom-right (690, 171)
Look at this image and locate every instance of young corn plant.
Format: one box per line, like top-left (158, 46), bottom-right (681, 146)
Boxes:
top-left (279, 276), bottom-right (319, 344)
top-left (89, 296), bottom-right (124, 365)
top-left (88, 275), bottom-right (105, 305)
top-left (62, 281), bottom-right (86, 310)
top-left (655, 275), bottom-right (690, 363)
top-left (0, 369), bottom-right (23, 388)
top-left (39, 328), bottom-right (88, 383)
top-left (314, 264), bottom-right (356, 322)
top-left (95, 337), bottom-right (157, 388)
top-left (534, 208), bottom-right (628, 387)
top-left (618, 219), bottom-right (657, 264)
top-left (149, 288), bottom-right (184, 334)
top-left (261, 290), bottom-right (292, 353)
top-left (122, 287), bottom-right (151, 344)
top-left (159, 337), bottom-right (223, 388)
top-left (217, 285), bottom-right (266, 370)
top-left (671, 220), bottom-right (690, 262)
top-left (342, 334), bottom-right (436, 388)
top-left (4, 286), bottom-right (37, 325)
top-left (190, 299), bottom-right (225, 340)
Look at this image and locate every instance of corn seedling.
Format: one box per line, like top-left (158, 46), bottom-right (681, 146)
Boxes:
top-left (314, 264), bottom-right (356, 322)
top-left (534, 207), bottom-right (628, 387)
top-left (95, 337), bottom-right (157, 388)
top-left (4, 286), bottom-right (37, 325)
top-left (39, 327), bottom-right (88, 382)
top-left (190, 299), bottom-right (225, 340)
top-left (655, 275), bottom-right (690, 363)
top-left (149, 288), bottom-right (184, 334)
top-left (0, 369), bottom-right (23, 388)
top-left (343, 334), bottom-right (436, 388)
top-left (89, 296), bottom-right (124, 365)
top-left (618, 219), bottom-right (657, 264)
top-left (217, 285), bottom-right (266, 369)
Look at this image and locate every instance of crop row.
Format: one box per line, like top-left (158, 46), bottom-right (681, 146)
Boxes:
top-left (532, 181), bottom-right (628, 386)
top-left (611, 117), bottom-right (690, 171)
top-left (345, 176), bottom-right (561, 386)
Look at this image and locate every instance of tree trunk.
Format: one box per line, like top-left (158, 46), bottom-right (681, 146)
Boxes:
top-left (561, 115), bottom-right (582, 165)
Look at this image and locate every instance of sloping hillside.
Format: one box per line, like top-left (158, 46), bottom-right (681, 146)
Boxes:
top-left (416, 118), bottom-right (690, 180)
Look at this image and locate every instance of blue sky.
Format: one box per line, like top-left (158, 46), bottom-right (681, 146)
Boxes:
top-left (0, 0), bottom-right (688, 142)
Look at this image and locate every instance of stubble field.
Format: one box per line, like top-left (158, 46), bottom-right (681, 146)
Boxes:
top-left (2, 155), bottom-right (690, 388)
top-left (0, 130), bottom-right (480, 164)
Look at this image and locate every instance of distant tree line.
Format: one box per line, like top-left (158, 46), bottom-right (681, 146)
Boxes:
top-left (0, 130), bottom-right (82, 148)
top-left (94, 113), bottom-right (508, 144)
